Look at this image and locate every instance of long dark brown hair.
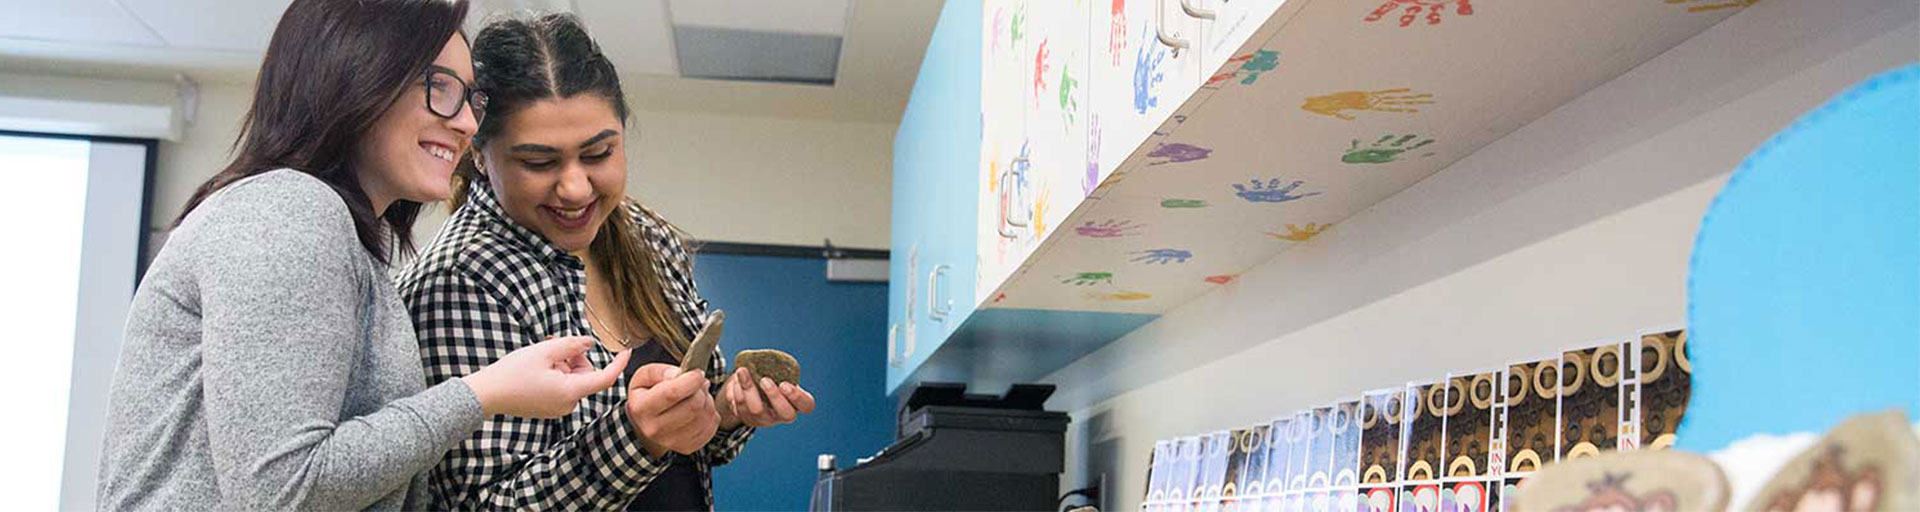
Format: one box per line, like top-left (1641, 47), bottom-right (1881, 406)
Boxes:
top-left (453, 13), bottom-right (695, 357)
top-left (176, 0), bottom-right (470, 264)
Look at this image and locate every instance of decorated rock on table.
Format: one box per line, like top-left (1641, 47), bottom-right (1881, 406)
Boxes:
top-left (1510, 449), bottom-right (1728, 512)
top-left (1752, 410), bottom-right (1919, 512)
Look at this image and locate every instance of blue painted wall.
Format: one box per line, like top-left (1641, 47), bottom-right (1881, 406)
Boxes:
top-left (696, 253), bottom-right (893, 511)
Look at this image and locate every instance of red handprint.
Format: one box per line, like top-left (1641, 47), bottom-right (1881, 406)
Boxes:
top-left (1363, 0), bottom-right (1473, 27)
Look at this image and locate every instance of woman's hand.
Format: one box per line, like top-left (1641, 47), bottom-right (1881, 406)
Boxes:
top-left (716, 368), bottom-right (817, 430)
top-left (625, 363), bottom-right (721, 458)
top-left (463, 336), bottom-right (630, 418)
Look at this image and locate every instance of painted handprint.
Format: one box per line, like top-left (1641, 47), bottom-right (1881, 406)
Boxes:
top-left (1059, 62), bottom-right (1079, 126)
top-left (1206, 50), bottom-right (1281, 87)
top-left (1343, 134), bottom-right (1435, 164)
top-left (1032, 183), bottom-right (1051, 238)
top-left (1132, 248), bottom-right (1193, 265)
top-left (1364, 0), bottom-right (1474, 27)
top-left (1084, 116), bottom-right (1101, 195)
top-left (1011, 4), bottom-right (1027, 46)
top-left (1148, 142), bottom-right (1212, 166)
top-left (1086, 290), bottom-right (1152, 302)
top-left (1075, 219), bottom-right (1145, 238)
top-left (1267, 223), bottom-right (1330, 242)
top-left (1161, 198), bottom-right (1208, 209)
top-left (1302, 88), bottom-right (1434, 120)
top-left (1110, 0), bottom-right (1127, 66)
top-left (1233, 178), bottom-right (1322, 203)
top-left (1665, 0), bottom-right (1758, 12)
top-left (1061, 271), bottom-right (1116, 286)
top-left (1034, 39), bottom-right (1051, 107)
top-left (1133, 24), bottom-right (1167, 115)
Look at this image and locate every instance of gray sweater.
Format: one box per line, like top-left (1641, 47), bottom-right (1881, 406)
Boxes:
top-left (98, 170), bottom-right (485, 511)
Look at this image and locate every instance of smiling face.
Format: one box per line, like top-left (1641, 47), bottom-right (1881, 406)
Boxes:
top-left (477, 94), bottom-right (627, 253)
top-left (355, 34), bottom-right (478, 211)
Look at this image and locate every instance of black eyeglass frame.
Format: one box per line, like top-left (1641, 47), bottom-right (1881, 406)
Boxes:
top-left (423, 67), bottom-right (486, 122)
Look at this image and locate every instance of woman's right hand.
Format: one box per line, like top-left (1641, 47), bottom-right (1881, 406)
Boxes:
top-left (625, 363), bottom-right (721, 458)
top-left (463, 336), bottom-right (630, 418)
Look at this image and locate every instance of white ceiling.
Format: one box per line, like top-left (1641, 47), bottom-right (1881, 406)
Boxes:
top-left (0, 0), bottom-right (940, 122)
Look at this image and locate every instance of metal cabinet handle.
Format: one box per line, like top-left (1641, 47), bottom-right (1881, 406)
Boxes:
top-left (927, 265), bottom-right (952, 322)
top-left (999, 156), bottom-right (1030, 238)
top-left (887, 323), bottom-right (902, 367)
top-left (1156, 0), bottom-right (1191, 51)
top-left (1181, 0), bottom-right (1217, 20)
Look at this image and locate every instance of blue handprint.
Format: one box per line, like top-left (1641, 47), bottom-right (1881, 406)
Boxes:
top-left (1131, 248), bottom-right (1193, 265)
top-left (1233, 178), bottom-right (1322, 203)
top-left (1132, 23), bottom-right (1166, 115)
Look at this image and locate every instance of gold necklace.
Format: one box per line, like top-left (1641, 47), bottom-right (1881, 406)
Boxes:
top-left (582, 298), bottom-right (634, 349)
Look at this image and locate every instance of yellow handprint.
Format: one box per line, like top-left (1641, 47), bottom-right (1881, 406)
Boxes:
top-left (988, 158), bottom-right (1000, 192)
top-left (1665, 0), bottom-right (1758, 12)
top-left (1032, 185), bottom-right (1051, 239)
top-left (1267, 223), bottom-right (1329, 242)
top-left (1301, 88), bottom-right (1434, 120)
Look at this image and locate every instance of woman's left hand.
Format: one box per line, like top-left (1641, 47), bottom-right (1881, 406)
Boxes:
top-left (717, 367), bottom-right (817, 430)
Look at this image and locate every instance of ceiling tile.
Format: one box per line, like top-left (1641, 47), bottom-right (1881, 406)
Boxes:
top-left (575, 0), bottom-right (679, 76)
top-left (116, 0), bottom-right (287, 51)
top-left (0, 0), bottom-right (164, 47)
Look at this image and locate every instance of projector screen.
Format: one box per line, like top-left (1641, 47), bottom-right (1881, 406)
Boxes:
top-left (0, 132), bottom-right (153, 511)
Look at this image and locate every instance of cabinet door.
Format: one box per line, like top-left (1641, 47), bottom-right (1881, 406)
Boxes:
top-left (891, 0), bottom-right (983, 390)
top-left (978, 0), bottom-right (1093, 302)
top-left (1090, 0), bottom-right (1203, 187)
top-left (978, 0), bottom-right (1028, 303)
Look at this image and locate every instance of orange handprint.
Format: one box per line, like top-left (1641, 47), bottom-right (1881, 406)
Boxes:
top-left (1301, 88), bottom-right (1434, 120)
top-left (1086, 290), bottom-right (1152, 302)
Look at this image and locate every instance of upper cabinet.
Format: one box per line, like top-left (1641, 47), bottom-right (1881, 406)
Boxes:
top-left (891, 0), bottom-right (1750, 395)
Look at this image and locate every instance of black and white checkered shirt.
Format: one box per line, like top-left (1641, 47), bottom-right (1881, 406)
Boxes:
top-left (398, 183), bottom-right (752, 510)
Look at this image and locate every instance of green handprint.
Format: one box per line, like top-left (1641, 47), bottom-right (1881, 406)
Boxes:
top-left (1062, 272), bottom-right (1115, 286)
top-left (1161, 198), bottom-right (1209, 209)
top-left (1012, 6), bottom-right (1027, 46)
top-left (1239, 50), bottom-right (1279, 84)
top-left (1343, 134), bottom-right (1435, 164)
top-left (1059, 63), bottom-right (1079, 125)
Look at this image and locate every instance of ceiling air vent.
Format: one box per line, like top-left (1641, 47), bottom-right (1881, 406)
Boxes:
top-left (672, 25), bottom-right (841, 86)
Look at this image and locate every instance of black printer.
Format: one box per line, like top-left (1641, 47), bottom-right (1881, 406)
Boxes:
top-left (811, 383), bottom-right (1069, 511)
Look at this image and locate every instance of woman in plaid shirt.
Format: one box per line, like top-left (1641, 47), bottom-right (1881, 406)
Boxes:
top-left (397, 13), bottom-right (816, 510)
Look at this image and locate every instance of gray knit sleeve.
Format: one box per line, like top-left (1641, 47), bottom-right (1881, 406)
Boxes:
top-left (189, 172), bottom-right (483, 510)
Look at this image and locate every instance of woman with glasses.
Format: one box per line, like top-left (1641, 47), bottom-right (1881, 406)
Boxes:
top-left (398, 13), bottom-right (816, 510)
top-left (95, 1), bottom-right (628, 510)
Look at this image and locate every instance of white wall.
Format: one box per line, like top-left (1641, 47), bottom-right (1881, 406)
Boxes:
top-left (148, 85), bottom-right (895, 250)
top-left (1045, 0), bottom-right (1919, 509)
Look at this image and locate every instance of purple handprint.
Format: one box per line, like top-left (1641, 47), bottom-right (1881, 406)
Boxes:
top-left (1148, 142), bottom-right (1212, 166)
top-left (1084, 115), bottom-right (1102, 195)
top-left (1131, 248), bottom-right (1192, 264)
top-left (1233, 178), bottom-right (1322, 203)
top-left (1075, 219), bottom-right (1145, 238)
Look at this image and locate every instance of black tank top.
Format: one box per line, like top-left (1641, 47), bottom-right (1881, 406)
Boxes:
top-left (622, 340), bottom-right (708, 511)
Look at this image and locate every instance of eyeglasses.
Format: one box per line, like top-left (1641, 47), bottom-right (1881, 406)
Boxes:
top-left (423, 68), bottom-right (487, 123)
